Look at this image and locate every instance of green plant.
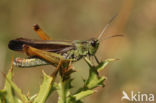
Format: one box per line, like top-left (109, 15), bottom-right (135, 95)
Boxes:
top-left (0, 58), bottom-right (116, 103)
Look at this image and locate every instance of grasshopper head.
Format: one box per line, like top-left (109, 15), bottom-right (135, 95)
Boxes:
top-left (88, 38), bottom-right (99, 55)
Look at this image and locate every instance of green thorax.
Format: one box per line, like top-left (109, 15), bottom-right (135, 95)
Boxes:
top-left (63, 38), bottom-right (99, 61)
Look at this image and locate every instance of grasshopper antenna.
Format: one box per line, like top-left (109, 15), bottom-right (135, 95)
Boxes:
top-left (101, 34), bottom-right (124, 41)
top-left (98, 14), bottom-right (118, 40)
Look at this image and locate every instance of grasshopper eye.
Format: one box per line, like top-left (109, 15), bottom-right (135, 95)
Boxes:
top-left (91, 40), bottom-right (97, 47)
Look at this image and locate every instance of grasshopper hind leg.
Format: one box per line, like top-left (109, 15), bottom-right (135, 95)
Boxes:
top-left (33, 24), bottom-right (51, 40)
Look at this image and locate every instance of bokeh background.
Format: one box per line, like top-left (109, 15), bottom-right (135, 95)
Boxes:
top-left (0, 0), bottom-right (156, 103)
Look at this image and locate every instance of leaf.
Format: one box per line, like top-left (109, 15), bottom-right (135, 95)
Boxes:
top-left (73, 90), bottom-right (95, 101)
top-left (0, 69), bottom-right (16, 103)
top-left (0, 67), bottom-right (28, 103)
top-left (33, 71), bottom-right (54, 103)
top-left (85, 58), bottom-right (116, 89)
top-left (0, 89), bottom-right (6, 101)
top-left (86, 76), bottom-right (106, 89)
top-left (5, 71), bottom-right (29, 103)
top-left (97, 58), bottom-right (117, 72)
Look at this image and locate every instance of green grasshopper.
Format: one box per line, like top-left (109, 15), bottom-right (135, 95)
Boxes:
top-left (8, 16), bottom-right (122, 68)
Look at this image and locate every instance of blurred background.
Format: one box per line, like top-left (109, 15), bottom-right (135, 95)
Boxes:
top-left (0, 0), bottom-right (156, 103)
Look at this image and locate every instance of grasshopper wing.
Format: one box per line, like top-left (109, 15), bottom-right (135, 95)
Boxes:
top-left (8, 38), bottom-right (74, 53)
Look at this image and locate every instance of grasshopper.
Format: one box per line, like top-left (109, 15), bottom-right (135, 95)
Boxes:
top-left (8, 15), bottom-right (122, 68)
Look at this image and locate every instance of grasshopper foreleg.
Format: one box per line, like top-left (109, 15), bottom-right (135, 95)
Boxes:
top-left (94, 55), bottom-right (100, 65)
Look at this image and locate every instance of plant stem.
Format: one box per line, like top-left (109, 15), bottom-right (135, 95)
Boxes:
top-left (61, 80), bottom-right (65, 103)
top-left (58, 78), bottom-right (66, 103)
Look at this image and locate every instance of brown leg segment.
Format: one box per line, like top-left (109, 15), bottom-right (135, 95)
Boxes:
top-left (51, 60), bottom-right (62, 77)
top-left (23, 45), bottom-right (65, 66)
top-left (33, 24), bottom-right (51, 40)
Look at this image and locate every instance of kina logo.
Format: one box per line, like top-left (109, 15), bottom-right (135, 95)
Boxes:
top-left (121, 90), bottom-right (154, 102)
